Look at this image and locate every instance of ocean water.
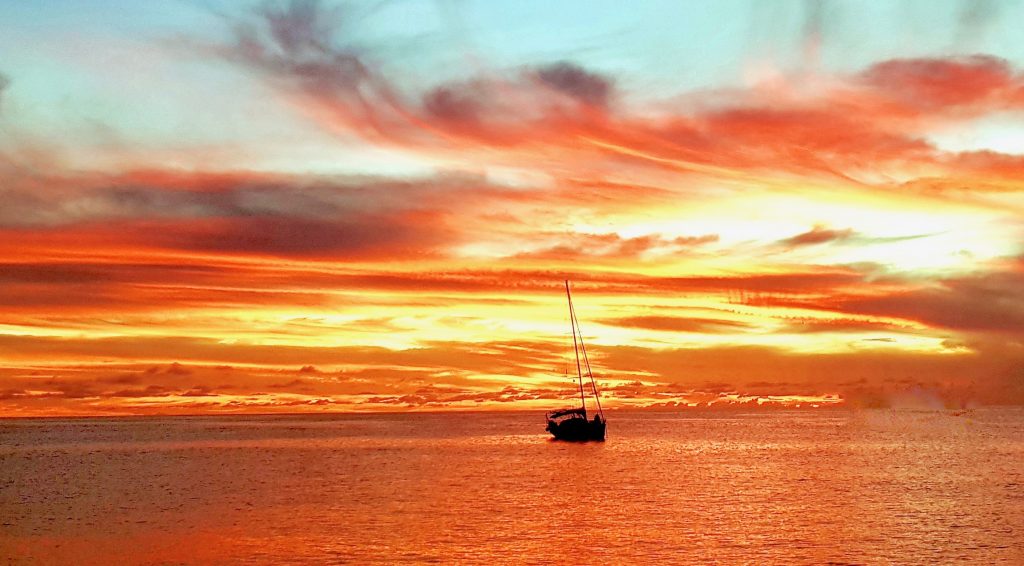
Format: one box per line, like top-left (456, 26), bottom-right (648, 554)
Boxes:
top-left (1, 409), bottom-right (1022, 564)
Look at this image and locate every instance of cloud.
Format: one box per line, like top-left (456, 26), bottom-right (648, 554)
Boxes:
top-left (0, 388), bottom-right (28, 400)
top-left (780, 317), bottom-right (912, 334)
top-left (166, 362), bottom-right (191, 375)
top-left (0, 260), bottom-right (339, 314)
top-left (836, 261), bottom-right (1024, 334)
top-left (422, 81), bottom-right (487, 126)
top-left (598, 315), bottom-right (751, 333)
top-left (2, 331), bottom-right (1021, 413)
top-left (227, 0), bottom-right (401, 138)
top-left (755, 259), bottom-right (1024, 335)
top-left (800, 0), bottom-right (826, 67)
top-left (598, 341), bottom-right (1024, 407)
top-left (5, 2), bottom-right (1024, 416)
top-left (781, 225), bottom-right (855, 247)
top-left (208, 2), bottom-right (1024, 192)
top-left (137, 213), bottom-right (452, 257)
top-left (0, 168), bottom-right (512, 262)
top-left (160, 0), bottom-right (1024, 201)
top-left (358, 383), bottom-right (578, 408)
top-left (956, 0), bottom-right (1006, 47)
top-left (181, 385), bottom-right (217, 397)
top-left (944, 150), bottom-right (1024, 184)
top-left (36, 379), bottom-right (99, 399)
top-left (516, 232), bottom-right (718, 261)
top-left (220, 0), bottom-right (615, 147)
top-left (268, 379), bottom-right (311, 390)
top-left (100, 373), bottom-right (143, 385)
top-left (109, 384), bottom-right (172, 398)
top-left (0, 72), bottom-right (9, 112)
top-left (688, 105), bottom-right (931, 174)
top-left (0, 167), bottom-right (468, 226)
top-left (858, 55), bottom-right (1019, 114)
top-left (415, 63), bottom-right (616, 145)
top-left (0, 260), bottom-right (871, 320)
top-left (737, 258), bottom-right (1024, 345)
top-left (0, 334), bottom-right (567, 379)
top-left (534, 62), bottom-right (614, 109)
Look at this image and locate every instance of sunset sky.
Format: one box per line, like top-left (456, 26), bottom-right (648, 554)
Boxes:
top-left (2, 0), bottom-right (1024, 415)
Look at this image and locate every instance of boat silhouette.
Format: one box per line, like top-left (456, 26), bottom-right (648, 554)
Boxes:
top-left (545, 280), bottom-right (606, 442)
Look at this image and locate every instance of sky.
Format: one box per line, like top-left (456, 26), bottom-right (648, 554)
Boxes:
top-left (2, 0), bottom-right (1024, 416)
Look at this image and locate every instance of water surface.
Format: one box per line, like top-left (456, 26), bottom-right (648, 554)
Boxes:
top-left (2, 409), bottom-right (1022, 563)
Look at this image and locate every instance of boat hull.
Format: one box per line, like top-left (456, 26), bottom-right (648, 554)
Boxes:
top-left (546, 416), bottom-right (606, 442)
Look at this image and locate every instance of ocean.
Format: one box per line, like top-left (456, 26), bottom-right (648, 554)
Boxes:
top-left (2, 409), bottom-right (1022, 564)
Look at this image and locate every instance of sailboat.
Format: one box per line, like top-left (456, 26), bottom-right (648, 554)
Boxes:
top-left (545, 280), bottom-right (607, 442)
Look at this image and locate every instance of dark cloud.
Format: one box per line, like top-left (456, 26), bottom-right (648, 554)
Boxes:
top-left (780, 317), bottom-right (911, 334)
top-left (100, 373), bottom-right (143, 385)
top-left (37, 379), bottom-right (98, 399)
top-left (0, 168), bottom-right (487, 228)
top-left (228, 0), bottom-right (400, 138)
top-left (166, 362), bottom-right (191, 375)
top-left (109, 384), bottom-right (172, 398)
top-left (422, 82), bottom-right (486, 125)
top-left (534, 62), bottom-right (613, 108)
top-left (415, 64), bottom-right (615, 143)
top-left (181, 385), bottom-right (217, 397)
top-left (599, 315), bottom-right (751, 333)
top-left (0, 72), bottom-right (9, 111)
top-left (268, 379), bottom-right (311, 390)
top-left (0, 388), bottom-right (28, 400)
top-left (0, 263), bottom-right (114, 285)
top-left (956, 0), bottom-right (1003, 45)
top-left (0, 169), bottom-right (507, 262)
top-left (0, 263), bottom-right (338, 314)
top-left (837, 262), bottom-right (1024, 334)
top-left (142, 213), bottom-right (452, 257)
top-left (754, 260), bottom-right (1024, 335)
top-left (781, 225), bottom-right (855, 247)
top-left (599, 341), bottom-right (1024, 407)
top-left (220, 1), bottom-right (616, 147)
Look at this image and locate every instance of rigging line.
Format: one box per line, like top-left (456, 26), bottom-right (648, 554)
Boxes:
top-left (565, 280), bottom-right (587, 416)
top-left (571, 298), bottom-right (604, 418)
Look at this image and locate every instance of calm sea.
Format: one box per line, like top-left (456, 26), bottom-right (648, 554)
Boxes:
top-left (2, 409), bottom-right (1022, 564)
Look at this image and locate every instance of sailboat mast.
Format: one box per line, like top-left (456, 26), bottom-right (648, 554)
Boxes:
top-left (565, 280), bottom-right (587, 417)
top-left (572, 305), bottom-right (605, 419)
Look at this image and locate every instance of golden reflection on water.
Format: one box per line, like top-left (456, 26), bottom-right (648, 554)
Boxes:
top-left (1, 410), bottom-right (1022, 564)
